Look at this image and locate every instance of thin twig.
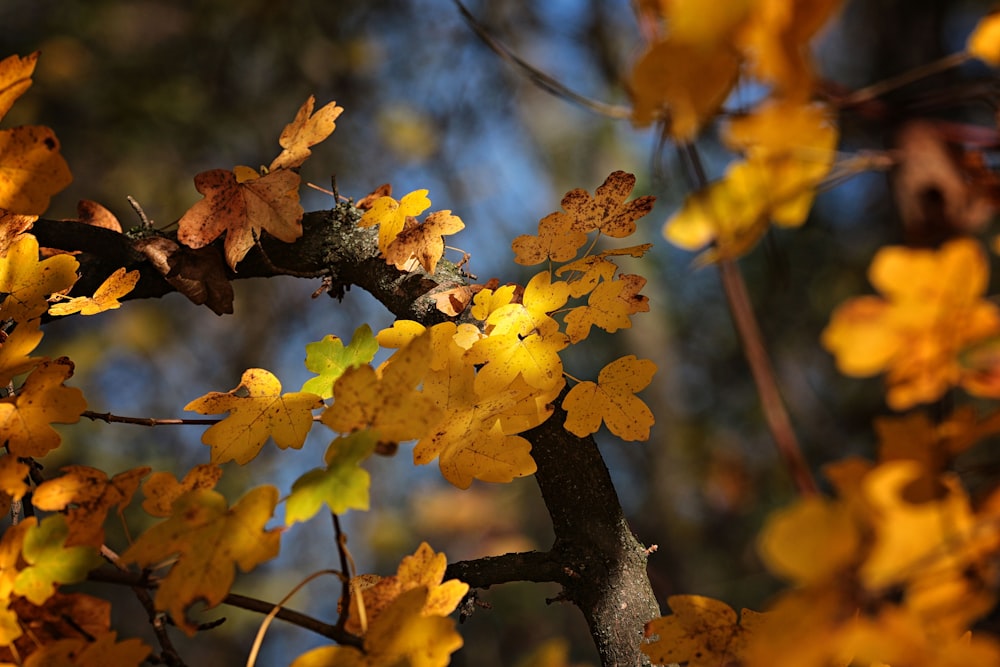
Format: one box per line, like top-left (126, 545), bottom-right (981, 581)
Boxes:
top-left (82, 411), bottom-right (221, 426)
top-left (682, 143), bottom-right (817, 496)
top-left (452, 0), bottom-right (632, 119)
top-left (332, 514), bottom-right (355, 632)
top-left (838, 52), bottom-right (971, 108)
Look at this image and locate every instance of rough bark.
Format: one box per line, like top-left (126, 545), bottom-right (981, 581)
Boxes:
top-left (31, 208), bottom-right (660, 666)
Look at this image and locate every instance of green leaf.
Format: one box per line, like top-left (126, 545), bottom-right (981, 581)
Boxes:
top-left (13, 515), bottom-right (102, 605)
top-left (301, 324), bottom-right (379, 399)
top-left (285, 431), bottom-right (376, 524)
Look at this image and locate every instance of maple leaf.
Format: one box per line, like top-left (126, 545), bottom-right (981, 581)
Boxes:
top-left (72, 199), bottom-right (122, 231)
top-left (512, 211), bottom-right (588, 266)
top-left (322, 332), bottom-right (441, 444)
top-left (285, 431), bottom-right (375, 524)
top-left (32, 466), bottom-right (151, 547)
top-left (822, 238), bottom-right (1000, 409)
top-left (185, 368), bottom-right (324, 465)
top-left (555, 171), bottom-right (655, 238)
top-left (0, 126), bottom-right (73, 215)
top-left (0, 210), bottom-right (36, 255)
top-left (12, 515), bottom-right (102, 606)
top-left (465, 331), bottom-right (568, 397)
top-left (290, 587), bottom-right (463, 667)
top-left (122, 485), bottom-right (281, 635)
top-left (563, 273), bottom-right (649, 343)
top-left (132, 236), bottom-right (234, 315)
top-left (643, 595), bottom-right (768, 667)
top-left (630, 38), bottom-right (741, 138)
top-left (140, 464), bottom-right (223, 517)
top-left (483, 270), bottom-right (570, 338)
top-left (49, 267), bottom-right (140, 316)
top-left (470, 283), bottom-right (517, 322)
top-left (0, 232), bottom-right (79, 324)
top-left (357, 189), bottom-right (431, 255)
top-left (301, 324), bottom-right (378, 399)
top-left (0, 52), bottom-right (37, 120)
top-left (563, 355), bottom-right (656, 441)
top-left (384, 209), bottom-right (465, 273)
top-left (345, 542), bottom-right (468, 635)
top-left (176, 167), bottom-right (304, 269)
top-left (20, 633), bottom-right (150, 667)
top-left (756, 496), bottom-right (861, 585)
top-left (0, 357), bottom-right (87, 457)
top-left (269, 95), bottom-right (344, 171)
top-left (0, 592), bottom-right (113, 663)
top-left (0, 455), bottom-right (28, 503)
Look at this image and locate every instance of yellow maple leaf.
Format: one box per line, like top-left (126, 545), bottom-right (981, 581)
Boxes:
top-left (555, 171), bottom-right (655, 238)
top-left (0, 357), bottom-right (87, 457)
top-left (48, 267), bottom-right (140, 316)
top-left (564, 273), bottom-right (649, 343)
top-left (358, 189), bottom-right (431, 255)
top-left (140, 464), bottom-right (223, 518)
top-left (176, 167), bottom-right (303, 269)
top-left (121, 486), bottom-right (281, 635)
top-left (756, 495), bottom-right (861, 585)
top-left (484, 270), bottom-right (570, 338)
top-left (33, 466), bottom-right (151, 548)
top-left (822, 238), bottom-right (1000, 409)
top-left (0, 126), bottom-right (73, 216)
top-left (630, 38), bottom-right (741, 138)
top-left (269, 95), bottom-right (344, 171)
top-left (0, 455), bottom-right (27, 501)
top-left (470, 283), bottom-right (517, 322)
top-left (643, 595), bottom-right (768, 667)
top-left (512, 211), bottom-right (588, 266)
top-left (0, 232), bottom-right (79, 324)
top-left (345, 542), bottom-right (469, 635)
top-left (322, 332), bottom-right (441, 444)
top-left (0, 520), bottom-right (29, 646)
top-left (290, 587), bottom-right (463, 667)
top-left (465, 330), bottom-right (568, 398)
top-left (0, 52), bottom-right (37, 120)
top-left (563, 355), bottom-right (656, 441)
top-left (185, 368), bottom-right (323, 465)
top-left (384, 209), bottom-right (465, 273)
top-left (12, 515), bottom-right (102, 607)
top-left (968, 13), bottom-right (1000, 65)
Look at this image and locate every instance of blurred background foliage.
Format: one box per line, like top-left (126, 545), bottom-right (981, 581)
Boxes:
top-left (1, 0), bottom-right (998, 664)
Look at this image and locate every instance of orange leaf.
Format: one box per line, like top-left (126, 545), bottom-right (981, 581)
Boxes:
top-left (643, 595), bottom-right (767, 667)
top-left (269, 96), bottom-right (344, 171)
top-left (0, 358), bottom-right (86, 457)
top-left (511, 212), bottom-right (587, 266)
top-left (140, 464), bottom-right (223, 518)
top-left (72, 200), bottom-right (122, 232)
top-left (177, 167), bottom-right (303, 269)
top-left (385, 209), bottom-right (465, 272)
top-left (564, 273), bottom-right (649, 343)
top-left (0, 126), bottom-right (73, 215)
top-left (558, 171), bottom-right (655, 238)
top-left (48, 267), bottom-right (140, 316)
top-left (0, 52), bottom-right (37, 120)
top-left (562, 355), bottom-right (656, 440)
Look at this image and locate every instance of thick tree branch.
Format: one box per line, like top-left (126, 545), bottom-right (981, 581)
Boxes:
top-left (34, 208), bottom-right (660, 666)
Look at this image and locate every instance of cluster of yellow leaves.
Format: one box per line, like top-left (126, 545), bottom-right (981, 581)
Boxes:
top-left (358, 188), bottom-right (466, 273)
top-left (177, 95), bottom-right (343, 269)
top-left (0, 52), bottom-right (72, 215)
top-left (822, 238), bottom-right (1000, 410)
top-left (290, 543), bottom-right (465, 667)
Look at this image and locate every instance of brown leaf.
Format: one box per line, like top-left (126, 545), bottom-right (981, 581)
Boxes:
top-left (0, 593), bottom-right (111, 664)
top-left (72, 199), bottom-right (122, 232)
top-left (0, 208), bottom-right (35, 255)
top-left (356, 183), bottom-right (392, 210)
top-left (177, 167), bottom-right (303, 269)
top-left (133, 236), bottom-right (234, 315)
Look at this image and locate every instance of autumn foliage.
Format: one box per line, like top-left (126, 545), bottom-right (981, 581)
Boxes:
top-left (2, 2), bottom-right (1000, 666)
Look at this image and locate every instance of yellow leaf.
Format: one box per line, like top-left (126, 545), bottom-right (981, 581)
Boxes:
top-left (756, 496), bottom-right (861, 585)
top-left (122, 486), bottom-right (281, 635)
top-left (564, 273), bottom-right (649, 343)
top-left (177, 167), bottom-right (304, 269)
top-left (345, 542), bottom-right (469, 635)
top-left (384, 209), bottom-right (465, 273)
top-left (0, 126), bottom-right (73, 215)
top-left (0, 357), bottom-right (86, 457)
top-left (485, 270), bottom-right (570, 338)
top-left (322, 332), bottom-right (441, 444)
top-left (0, 232), bottom-right (79, 323)
top-left (140, 464), bottom-right (223, 517)
top-left (465, 331), bottom-right (568, 397)
top-left (630, 38), bottom-right (741, 138)
top-left (291, 588), bottom-right (462, 667)
top-left (821, 239), bottom-right (1000, 409)
top-left (13, 515), bottom-right (102, 606)
top-left (643, 595), bottom-right (765, 667)
top-left (0, 210), bottom-right (36, 255)
top-left (33, 466), bottom-right (151, 548)
top-left (512, 212), bottom-right (588, 266)
top-left (21, 633), bottom-right (150, 667)
top-left (269, 96), bottom-right (344, 171)
top-left (0, 455), bottom-right (28, 502)
top-left (969, 13), bottom-right (1000, 65)
top-left (185, 368), bottom-right (324, 465)
top-left (562, 355), bottom-right (656, 441)
top-left (48, 267), bottom-right (140, 316)
top-left (470, 283), bottom-right (517, 322)
top-left (0, 52), bottom-right (37, 121)
top-left (357, 189), bottom-right (431, 255)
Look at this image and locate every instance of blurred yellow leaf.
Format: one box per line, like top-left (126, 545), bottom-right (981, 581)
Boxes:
top-left (20, 632), bottom-right (149, 667)
top-left (12, 516), bottom-right (101, 606)
top-left (0, 52), bottom-right (37, 120)
top-left (185, 368), bottom-right (323, 465)
top-left (643, 595), bottom-right (767, 667)
top-left (967, 13), bottom-right (1000, 65)
top-left (49, 267), bottom-right (140, 316)
top-left (140, 464), bottom-right (223, 517)
top-left (0, 126), bottom-right (72, 215)
top-left (122, 486), bottom-right (281, 635)
top-left (269, 95), bottom-right (343, 171)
